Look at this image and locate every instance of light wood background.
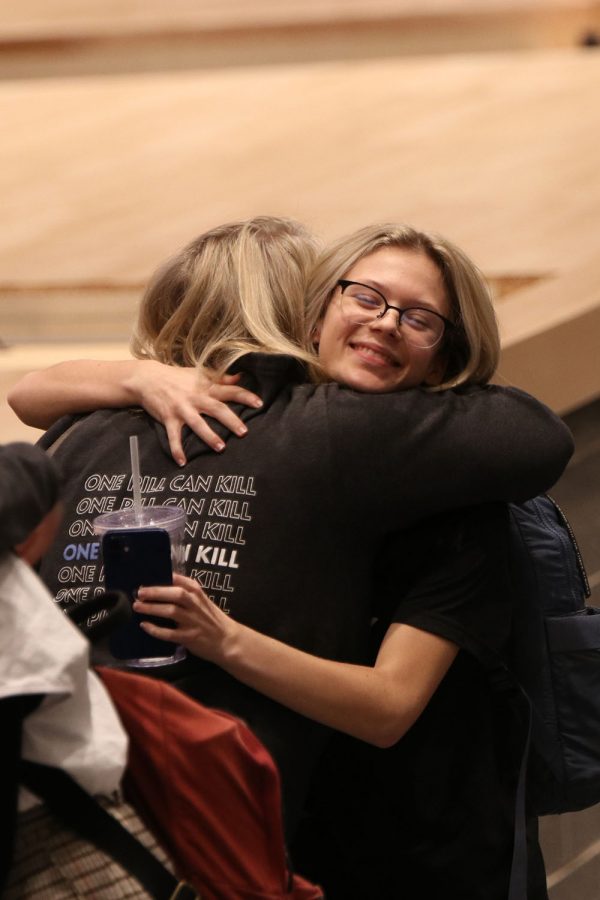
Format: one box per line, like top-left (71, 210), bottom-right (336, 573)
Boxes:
top-left (1, 3), bottom-right (599, 425)
top-left (2, 1), bottom-right (599, 76)
top-left (2, 44), bottom-right (600, 441)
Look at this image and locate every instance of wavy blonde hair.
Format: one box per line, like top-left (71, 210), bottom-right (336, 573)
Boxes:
top-left (131, 216), bottom-right (320, 375)
top-left (305, 224), bottom-right (500, 388)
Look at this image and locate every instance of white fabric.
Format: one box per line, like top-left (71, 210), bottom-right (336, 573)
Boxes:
top-left (0, 553), bottom-right (127, 809)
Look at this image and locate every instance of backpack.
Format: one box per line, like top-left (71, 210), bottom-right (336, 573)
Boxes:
top-left (507, 494), bottom-right (597, 817)
top-left (504, 494), bottom-right (597, 900)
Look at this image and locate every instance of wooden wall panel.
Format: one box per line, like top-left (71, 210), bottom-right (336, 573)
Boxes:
top-left (1, 49), bottom-right (599, 419)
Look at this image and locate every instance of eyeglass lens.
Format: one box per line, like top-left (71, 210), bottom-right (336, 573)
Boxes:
top-left (339, 282), bottom-right (444, 348)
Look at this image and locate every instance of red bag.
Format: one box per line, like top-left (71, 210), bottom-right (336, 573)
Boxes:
top-left (97, 667), bottom-right (322, 900)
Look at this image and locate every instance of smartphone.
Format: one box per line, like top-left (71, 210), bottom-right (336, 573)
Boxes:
top-left (102, 527), bottom-right (175, 662)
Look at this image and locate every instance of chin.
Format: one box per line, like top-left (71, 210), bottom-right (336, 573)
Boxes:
top-left (343, 367), bottom-right (403, 394)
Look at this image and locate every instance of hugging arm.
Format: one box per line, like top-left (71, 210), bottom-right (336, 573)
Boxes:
top-left (330, 384), bottom-right (574, 530)
top-left (133, 505), bottom-right (507, 746)
top-left (7, 359), bottom-right (262, 464)
top-left (135, 574), bottom-right (457, 748)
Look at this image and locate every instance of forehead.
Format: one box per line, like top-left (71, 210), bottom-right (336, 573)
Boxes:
top-left (343, 246), bottom-right (449, 315)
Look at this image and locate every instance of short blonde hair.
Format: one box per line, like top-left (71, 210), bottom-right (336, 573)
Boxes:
top-left (305, 224), bottom-right (500, 388)
top-left (132, 216), bottom-right (320, 375)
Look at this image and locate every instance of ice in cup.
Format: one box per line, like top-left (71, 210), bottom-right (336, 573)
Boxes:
top-left (93, 505), bottom-right (187, 668)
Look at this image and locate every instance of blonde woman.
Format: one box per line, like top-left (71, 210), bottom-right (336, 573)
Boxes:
top-left (10, 224), bottom-right (497, 460)
top-left (11, 219), bottom-right (568, 898)
top-left (10, 216), bottom-right (319, 463)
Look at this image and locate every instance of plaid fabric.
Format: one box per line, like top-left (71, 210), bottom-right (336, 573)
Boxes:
top-left (4, 797), bottom-right (173, 899)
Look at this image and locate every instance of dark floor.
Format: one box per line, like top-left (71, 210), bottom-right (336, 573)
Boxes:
top-left (537, 396), bottom-right (600, 897)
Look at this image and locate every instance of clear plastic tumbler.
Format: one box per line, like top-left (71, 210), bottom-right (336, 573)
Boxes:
top-left (93, 505), bottom-right (187, 668)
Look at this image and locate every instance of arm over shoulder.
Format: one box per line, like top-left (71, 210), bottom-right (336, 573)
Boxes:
top-left (327, 383), bottom-right (573, 530)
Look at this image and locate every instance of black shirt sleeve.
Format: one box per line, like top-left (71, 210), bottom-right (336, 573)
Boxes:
top-left (326, 383), bottom-right (573, 531)
top-left (372, 503), bottom-right (513, 668)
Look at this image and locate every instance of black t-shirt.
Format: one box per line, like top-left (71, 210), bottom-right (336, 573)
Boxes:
top-left (39, 353), bottom-right (571, 837)
top-left (293, 505), bottom-right (548, 900)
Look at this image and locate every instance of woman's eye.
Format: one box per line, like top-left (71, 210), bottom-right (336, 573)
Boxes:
top-left (403, 311), bottom-right (432, 330)
top-left (354, 293), bottom-right (381, 308)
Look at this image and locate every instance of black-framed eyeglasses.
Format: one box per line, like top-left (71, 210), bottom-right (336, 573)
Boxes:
top-left (337, 279), bottom-right (454, 349)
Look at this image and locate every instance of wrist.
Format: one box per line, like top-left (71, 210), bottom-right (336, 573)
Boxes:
top-left (218, 616), bottom-right (248, 673)
top-left (122, 359), bottom-right (159, 406)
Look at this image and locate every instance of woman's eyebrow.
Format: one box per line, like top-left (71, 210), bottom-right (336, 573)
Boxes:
top-left (354, 277), bottom-right (387, 293)
top-left (358, 277), bottom-right (438, 310)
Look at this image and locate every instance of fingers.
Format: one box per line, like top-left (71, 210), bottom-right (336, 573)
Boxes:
top-left (165, 420), bottom-right (187, 467)
top-left (179, 397), bottom-right (250, 450)
top-left (197, 397), bottom-right (249, 438)
top-left (163, 395), bottom-right (260, 461)
top-left (183, 412), bottom-right (227, 454)
top-left (172, 573), bottom-right (199, 590)
top-left (133, 597), bottom-right (178, 619)
top-left (208, 383), bottom-right (263, 410)
top-left (138, 574), bottom-right (206, 600)
top-left (135, 364), bottom-right (262, 461)
top-left (162, 407), bottom-right (230, 462)
top-left (138, 620), bottom-right (178, 642)
top-left (137, 584), bottom-right (187, 604)
top-left (136, 575), bottom-right (229, 664)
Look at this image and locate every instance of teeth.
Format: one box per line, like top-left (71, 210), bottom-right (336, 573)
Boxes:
top-left (354, 343), bottom-right (395, 365)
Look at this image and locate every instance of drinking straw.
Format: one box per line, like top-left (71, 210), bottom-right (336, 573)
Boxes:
top-left (129, 435), bottom-right (143, 523)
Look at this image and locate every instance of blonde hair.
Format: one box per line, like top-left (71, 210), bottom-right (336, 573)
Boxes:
top-left (305, 224), bottom-right (500, 389)
top-left (131, 216), bottom-right (319, 375)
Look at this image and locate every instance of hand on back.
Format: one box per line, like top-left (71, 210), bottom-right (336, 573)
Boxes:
top-left (124, 362), bottom-right (262, 465)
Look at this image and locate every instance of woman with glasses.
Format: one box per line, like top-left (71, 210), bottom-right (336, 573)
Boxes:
top-left (132, 224), bottom-right (550, 898)
top-left (9, 219), bottom-right (563, 899)
top-left (305, 222), bottom-right (492, 393)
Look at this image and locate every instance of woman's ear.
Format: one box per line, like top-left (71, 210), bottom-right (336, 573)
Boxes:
top-left (312, 321), bottom-right (322, 348)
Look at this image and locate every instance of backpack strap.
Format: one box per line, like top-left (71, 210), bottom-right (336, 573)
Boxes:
top-left (487, 664), bottom-right (533, 900)
top-left (1, 695), bottom-right (44, 894)
top-left (19, 760), bottom-right (198, 900)
top-left (507, 690), bottom-right (532, 900)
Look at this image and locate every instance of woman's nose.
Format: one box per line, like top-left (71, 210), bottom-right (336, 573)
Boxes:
top-left (369, 308), bottom-right (401, 336)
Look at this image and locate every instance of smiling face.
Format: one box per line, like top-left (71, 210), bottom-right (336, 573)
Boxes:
top-left (315, 246), bottom-right (452, 393)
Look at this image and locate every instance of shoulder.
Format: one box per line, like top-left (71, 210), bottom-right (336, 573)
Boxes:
top-left (374, 504), bottom-right (512, 660)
